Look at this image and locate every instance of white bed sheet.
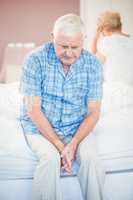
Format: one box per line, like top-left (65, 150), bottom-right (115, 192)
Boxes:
top-left (96, 108), bottom-right (133, 155)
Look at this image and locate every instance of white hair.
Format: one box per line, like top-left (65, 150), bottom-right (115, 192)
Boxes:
top-left (53, 13), bottom-right (85, 38)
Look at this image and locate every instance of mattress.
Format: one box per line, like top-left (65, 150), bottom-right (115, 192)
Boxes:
top-left (0, 82), bottom-right (133, 180)
top-left (0, 155), bottom-right (37, 180)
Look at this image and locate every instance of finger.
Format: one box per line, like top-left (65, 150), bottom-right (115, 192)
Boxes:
top-left (65, 156), bottom-right (72, 171)
top-left (61, 152), bottom-right (72, 171)
top-left (61, 158), bottom-right (66, 167)
top-left (62, 164), bottom-right (70, 172)
top-left (60, 151), bottom-right (66, 158)
top-left (61, 157), bottom-right (71, 172)
top-left (62, 163), bottom-right (68, 170)
top-left (62, 165), bottom-right (71, 173)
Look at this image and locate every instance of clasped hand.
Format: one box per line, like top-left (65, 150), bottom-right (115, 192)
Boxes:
top-left (60, 141), bottom-right (77, 173)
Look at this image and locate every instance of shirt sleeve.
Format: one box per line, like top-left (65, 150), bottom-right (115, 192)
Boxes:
top-left (19, 54), bottom-right (42, 96)
top-left (87, 57), bottom-right (103, 101)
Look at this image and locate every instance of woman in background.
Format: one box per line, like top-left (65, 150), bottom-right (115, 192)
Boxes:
top-left (90, 12), bottom-right (133, 200)
top-left (91, 11), bottom-right (130, 66)
top-left (90, 11), bottom-right (133, 113)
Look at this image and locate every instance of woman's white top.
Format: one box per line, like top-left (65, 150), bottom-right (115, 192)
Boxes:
top-left (98, 34), bottom-right (133, 85)
top-left (97, 34), bottom-right (133, 114)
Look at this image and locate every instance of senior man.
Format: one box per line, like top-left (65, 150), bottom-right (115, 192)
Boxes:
top-left (20, 13), bottom-right (105, 200)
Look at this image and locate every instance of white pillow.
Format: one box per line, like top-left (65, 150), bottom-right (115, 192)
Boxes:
top-left (0, 82), bottom-right (22, 119)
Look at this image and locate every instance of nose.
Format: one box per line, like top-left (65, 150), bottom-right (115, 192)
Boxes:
top-left (65, 48), bottom-right (73, 57)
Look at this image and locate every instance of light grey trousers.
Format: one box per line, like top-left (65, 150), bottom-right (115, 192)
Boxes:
top-left (26, 133), bottom-right (105, 200)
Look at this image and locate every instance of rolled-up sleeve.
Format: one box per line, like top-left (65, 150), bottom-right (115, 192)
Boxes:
top-left (19, 54), bottom-right (42, 97)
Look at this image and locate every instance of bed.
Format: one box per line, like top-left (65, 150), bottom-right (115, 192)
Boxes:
top-left (0, 82), bottom-right (133, 200)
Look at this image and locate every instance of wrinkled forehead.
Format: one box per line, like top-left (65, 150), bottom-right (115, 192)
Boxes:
top-left (54, 31), bottom-right (84, 45)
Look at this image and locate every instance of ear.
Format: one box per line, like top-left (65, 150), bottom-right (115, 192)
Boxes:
top-left (50, 32), bottom-right (54, 41)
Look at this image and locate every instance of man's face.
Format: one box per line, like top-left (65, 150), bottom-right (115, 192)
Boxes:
top-left (53, 32), bottom-right (84, 66)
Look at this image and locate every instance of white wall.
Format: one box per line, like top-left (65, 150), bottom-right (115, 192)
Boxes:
top-left (80, 0), bottom-right (133, 49)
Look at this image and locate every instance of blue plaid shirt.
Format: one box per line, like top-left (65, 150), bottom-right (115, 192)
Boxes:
top-left (19, 42), bottom-right (103, 136)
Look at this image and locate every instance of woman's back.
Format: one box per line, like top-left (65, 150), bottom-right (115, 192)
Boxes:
top-left (98, 34), bottom-right (133, 85)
